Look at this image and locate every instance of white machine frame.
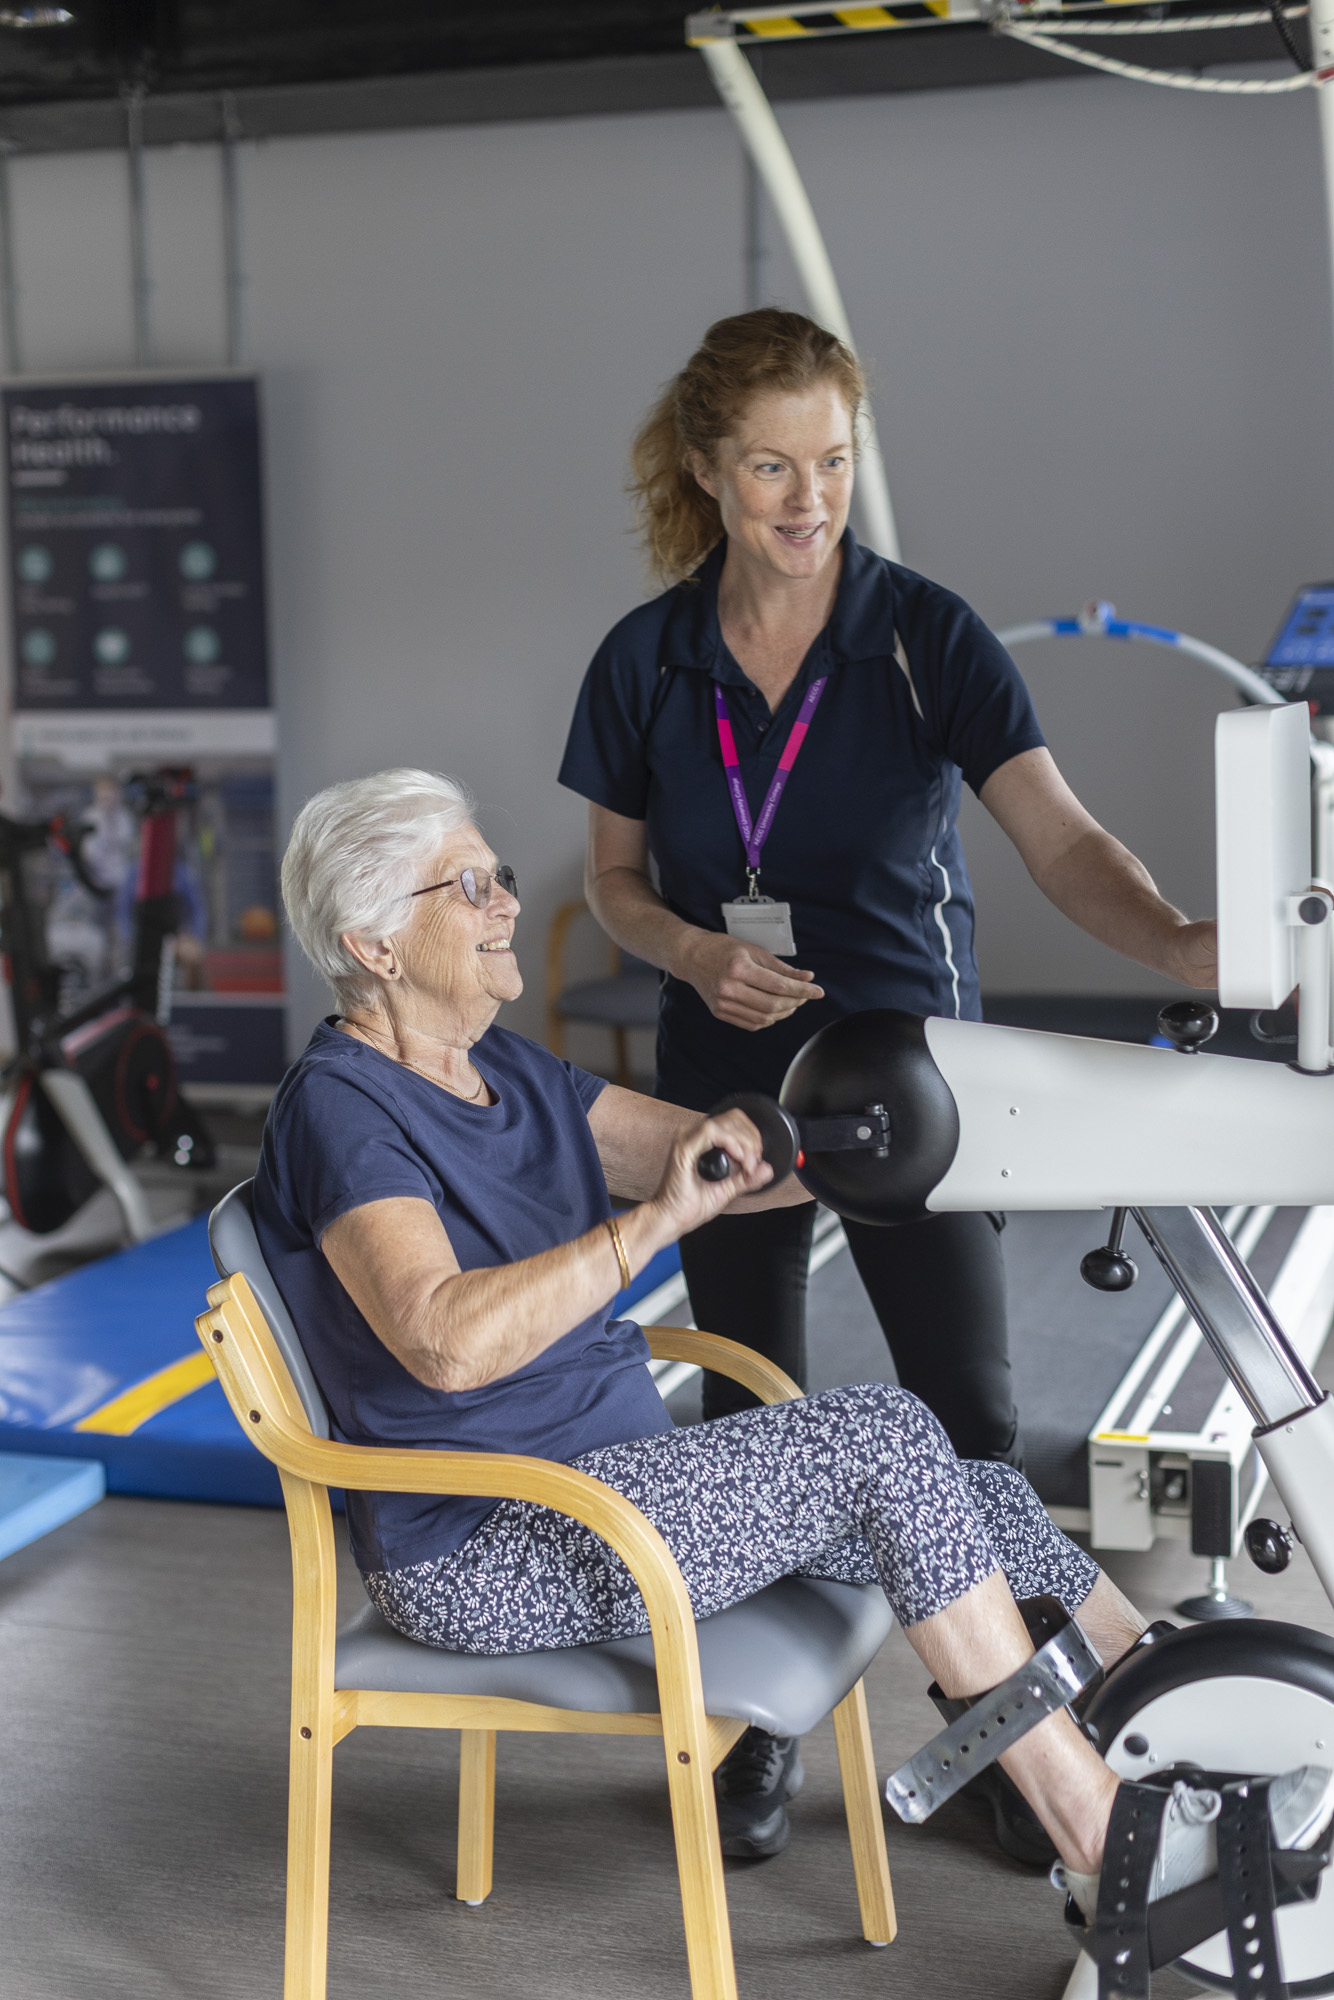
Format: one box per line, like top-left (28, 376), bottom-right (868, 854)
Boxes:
top-left (914, 701), bottom-right (1334, 1606)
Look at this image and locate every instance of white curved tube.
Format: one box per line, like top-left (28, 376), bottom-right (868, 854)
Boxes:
top-left (699, 38), bottom-right (901, 562)
top-left (1020, 8), bottom-right (1306, 32)
top-left (997, 612), bottom-right (1282, 706)
top-left (997, 23), bottom-right (1316, 91)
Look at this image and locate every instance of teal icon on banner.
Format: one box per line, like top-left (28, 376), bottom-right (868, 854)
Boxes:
top-left (21, 629), bottom-right (55, 667)
top-left (184, 626), bottom-right (220, 664)
top-left (89, 544), bottom-right (127, 583)
top-left (179, 541), bottom-right (216, 581)
top-left (18, 546), bottom-right (51, 584)
top-left (93, 628), bottom-right (130, 665)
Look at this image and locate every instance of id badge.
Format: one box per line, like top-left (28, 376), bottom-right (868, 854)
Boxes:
top-left (722, 895), bottom-right (797, 957)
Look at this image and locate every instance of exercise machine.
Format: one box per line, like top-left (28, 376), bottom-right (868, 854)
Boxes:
top-left (0, 768), bottom-right (215, 1248)
top-left (704, 700), bottom-right (1334, 1993)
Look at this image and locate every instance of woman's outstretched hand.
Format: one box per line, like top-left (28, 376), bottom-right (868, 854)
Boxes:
top-left (645, 1106), bottom-right (774, 1241)
top-left (677, 930), bottom-right (824, 1031)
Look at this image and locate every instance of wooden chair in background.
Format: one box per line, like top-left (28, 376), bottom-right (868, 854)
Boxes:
top-left (196, 1181), bottom-right (897, 2000)
top-left (546, 898), bottom-right (660, 1085)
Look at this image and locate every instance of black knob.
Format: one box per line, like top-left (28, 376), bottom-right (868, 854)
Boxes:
top-left (698, 1149), bottom-right (732, 1181)
top-left (1243, 1518), bottom-right (1294, 1575)
top-left (1080, 1245), bottom-right (1139, 1292)
top-left (1157, 1000), bottom-right (1219, 1054)
top-left (1081, 1207), bottom-right (1138, 1292)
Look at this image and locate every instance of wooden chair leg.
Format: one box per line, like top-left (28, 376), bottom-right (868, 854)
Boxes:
top-left (665, 1739), bottom-right (739, 2000)
top-left (284, 1717), bottom-right (334, 2000)
top-left (457, 1729), bottom-right (496, 1906)
top-left (832, 1680), bottom-right (897, 1947)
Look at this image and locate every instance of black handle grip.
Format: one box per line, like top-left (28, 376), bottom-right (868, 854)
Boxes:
top-left (695, 1093), bottom-right (800, 1186)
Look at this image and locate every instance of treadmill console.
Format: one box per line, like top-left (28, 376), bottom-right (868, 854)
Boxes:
top-left (1259, 581), bottom-right (1334, 711)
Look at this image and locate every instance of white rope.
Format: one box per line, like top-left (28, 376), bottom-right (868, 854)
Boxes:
top-left (998, 22), bottom-right (1316, 88)
top-left (1010, 7), bottom-right (1306, 33)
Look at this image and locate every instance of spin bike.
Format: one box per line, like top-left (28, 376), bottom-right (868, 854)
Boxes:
top-left (0, 767), bottom-right (215, 1246)
top-left (698, 700), bottom-right (1334, 1997)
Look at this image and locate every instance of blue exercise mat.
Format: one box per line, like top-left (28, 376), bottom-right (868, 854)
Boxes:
top-left (0, 1453), bottom-right (104, 1559)
top-left (0, 1208), bottom-right (682, 1508)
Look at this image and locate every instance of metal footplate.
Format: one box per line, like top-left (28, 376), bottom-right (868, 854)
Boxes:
top-left (885, 1616), bottom-right (1103, 1825)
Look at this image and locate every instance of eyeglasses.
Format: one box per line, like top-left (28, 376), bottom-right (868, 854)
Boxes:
top-left (410, 863), bottom-right (518, 908)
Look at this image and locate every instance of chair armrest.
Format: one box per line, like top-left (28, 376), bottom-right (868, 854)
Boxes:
top-left (197, 1271), bottom-right (721, 1792)
top-left (197, 1272), bottom-right (699, 1652)
top-left (647, 1325), bottom-right (801, 1407)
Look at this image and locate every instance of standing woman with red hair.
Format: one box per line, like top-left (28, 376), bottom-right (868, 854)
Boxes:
top-left (558, 307), bottom-right (1215, 1855)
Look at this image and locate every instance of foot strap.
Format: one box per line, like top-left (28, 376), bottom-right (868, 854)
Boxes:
top-left (1076, 1774), bottom-right (1301, 2000)
top-left (1091, 1778), bottom-right (1172, 1999)
top-left (1218, 1779), bottom-right (1285, 2000)
top-left (885, 1613), bottom-right (1103, 1825)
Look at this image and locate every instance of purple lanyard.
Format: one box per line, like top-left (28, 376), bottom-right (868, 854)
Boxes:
top-left (714, 675), bottom-right (827, 892)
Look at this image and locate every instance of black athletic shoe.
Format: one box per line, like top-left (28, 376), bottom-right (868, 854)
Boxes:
top-left (714, 1728), bottom-right (805, 1859)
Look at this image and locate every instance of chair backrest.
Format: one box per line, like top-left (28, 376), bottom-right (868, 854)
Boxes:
top-left (208, 1180), bottom-right (331, 1440)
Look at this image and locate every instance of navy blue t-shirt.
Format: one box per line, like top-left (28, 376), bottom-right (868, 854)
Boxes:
top-left (558, 530), bottom-right (1045, 1109)
top-left (253, 1019), bottom-right (673, 1574)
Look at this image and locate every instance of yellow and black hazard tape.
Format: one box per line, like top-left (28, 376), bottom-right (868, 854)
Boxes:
top-left (687, 2), bottom-right (968, 42)
top-left (687, 0), bottom-right (1208, 44)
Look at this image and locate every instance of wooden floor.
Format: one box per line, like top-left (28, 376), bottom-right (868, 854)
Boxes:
top-left (0, 1485), bottom-right (1330, 2000)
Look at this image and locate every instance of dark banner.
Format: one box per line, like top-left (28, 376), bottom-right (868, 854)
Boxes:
top-left (2, 374), bottom-right (283, 1088)
top-left (4, 376), bottom-right (269, 713)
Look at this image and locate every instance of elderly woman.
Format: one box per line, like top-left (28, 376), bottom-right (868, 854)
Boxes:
top-left (254, 767), bottom-right (1330, 1952)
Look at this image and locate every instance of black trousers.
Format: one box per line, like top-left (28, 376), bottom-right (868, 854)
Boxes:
top-left (677, 1204), bottom-right (1021, 1465)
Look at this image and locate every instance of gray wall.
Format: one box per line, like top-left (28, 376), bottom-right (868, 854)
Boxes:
top-left (2, 68), bottom-right (1330, 1059)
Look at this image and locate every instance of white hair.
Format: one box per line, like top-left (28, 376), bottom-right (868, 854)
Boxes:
top-left (281, 768), bottom-right (477, 1012)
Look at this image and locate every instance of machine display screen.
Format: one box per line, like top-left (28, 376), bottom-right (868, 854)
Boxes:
top-left (1265, 585), bottom-right (1334, 669)
top-left (1258, 582), bottom-right (1334, 711)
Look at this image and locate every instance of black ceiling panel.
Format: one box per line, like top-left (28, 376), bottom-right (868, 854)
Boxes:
top-left (0, 1), bottom-right (1299, 150)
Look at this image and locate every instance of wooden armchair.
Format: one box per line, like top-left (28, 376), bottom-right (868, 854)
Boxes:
top-left (195, 1183), bottom-right (896, 2000)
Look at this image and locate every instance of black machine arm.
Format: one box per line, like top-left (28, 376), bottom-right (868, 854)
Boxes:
top-left (696, 1091), bottom-right (891, 1185)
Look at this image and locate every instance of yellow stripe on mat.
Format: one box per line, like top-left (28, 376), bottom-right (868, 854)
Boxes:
top-left (75, 1352), bottom-right (217, 1436)
top-left (835, 7), bottom-right (898, 25)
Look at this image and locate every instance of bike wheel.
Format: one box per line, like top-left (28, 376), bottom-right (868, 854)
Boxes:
top-left (1085, 1619), bottom-right (1334, 1994)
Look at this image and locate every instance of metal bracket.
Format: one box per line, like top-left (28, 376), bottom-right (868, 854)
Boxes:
top-left (885, 1616), bottom-right (1102, 1825)
top-left (799, 1106), bottom-right (891, 1155)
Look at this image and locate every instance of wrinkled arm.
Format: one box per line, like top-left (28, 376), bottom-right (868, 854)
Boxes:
top-left (322, 1196), bottom-right (643, 1393)
top-left (587, 1084), bottom-right (811, 1211)
top-left (320, 1104), bottom-right (780, 1392)
top-left (980, 746), bottom-right (1217, 989)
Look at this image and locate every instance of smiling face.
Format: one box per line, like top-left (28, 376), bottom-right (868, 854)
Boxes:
top-left (690, 381), bottom-right (856, 585)
top-left (396, 824), bottom-right (523, 1025)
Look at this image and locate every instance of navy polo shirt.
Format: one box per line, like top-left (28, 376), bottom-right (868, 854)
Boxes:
top-left (253, 1020), bottom-right (673, 1575)
top-left (559, 530), bottom-right (1045, 1109)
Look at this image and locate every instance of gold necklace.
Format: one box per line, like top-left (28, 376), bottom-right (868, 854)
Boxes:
top-left (343, 1021), bottom-right (487, 1102)
top-left (419, 1062), bottom-right (486, 1102)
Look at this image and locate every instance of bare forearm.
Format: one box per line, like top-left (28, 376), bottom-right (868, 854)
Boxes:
top-left (1030, 828), bottom-right (1189, 978)
top-left (324, 1199), bottom-right (673, 1396)
top-left (405, 1207), bottom-right (671, 1392)
top-left (585, 861), bottom-right (702, 981)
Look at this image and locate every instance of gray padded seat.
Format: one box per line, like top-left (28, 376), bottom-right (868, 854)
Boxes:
top-left (209, 1182), bottom-right (893, 1737)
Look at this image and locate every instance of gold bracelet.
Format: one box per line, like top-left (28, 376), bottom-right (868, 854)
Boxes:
top-left (604, 1214), bottom-right (631, 1291)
